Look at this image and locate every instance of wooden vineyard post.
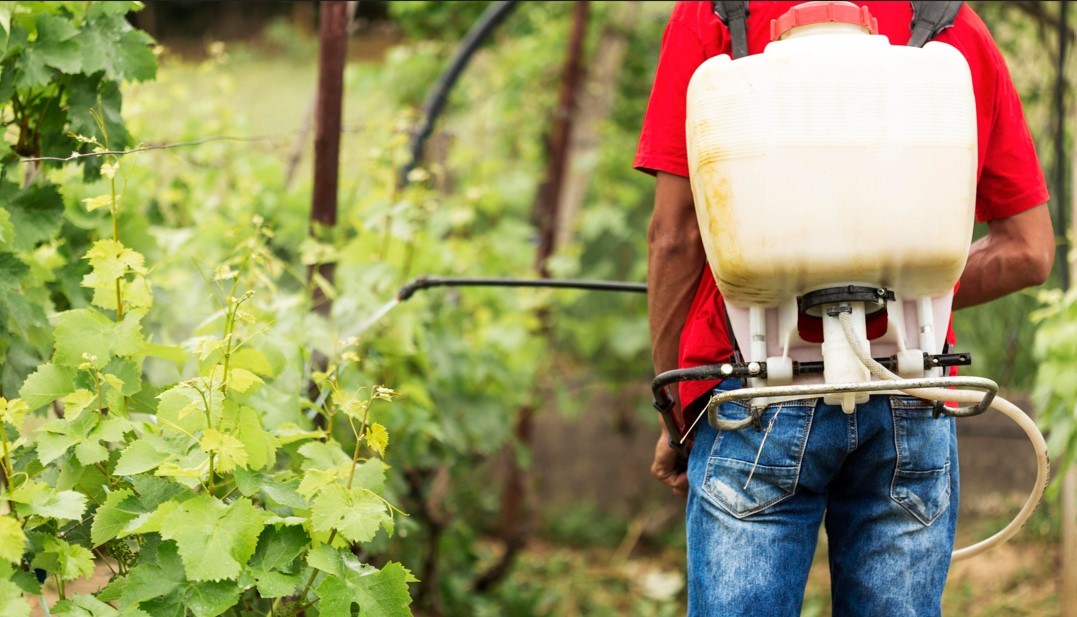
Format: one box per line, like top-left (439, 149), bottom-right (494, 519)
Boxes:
top-left (304, 1), bottom-right (348, 434)
top-left (309, 1), bottom-right (348, 316)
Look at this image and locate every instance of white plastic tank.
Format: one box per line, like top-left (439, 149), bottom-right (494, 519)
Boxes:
top-left (686, 1), bottom-right (977, 308)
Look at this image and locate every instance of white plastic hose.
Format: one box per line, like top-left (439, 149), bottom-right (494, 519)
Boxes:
top-left (837, 311), bottom-right (1049, 562)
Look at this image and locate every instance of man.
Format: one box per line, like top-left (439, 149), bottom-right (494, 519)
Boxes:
top-left (635, 2), bottom-right (1054, 615)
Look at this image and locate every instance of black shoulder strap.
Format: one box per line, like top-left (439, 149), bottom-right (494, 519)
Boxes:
top-left (908, 1), bottom-right (964, 48)
top-left (713, 1), bottom-right (750, 59)
top-left (713, 1), bottom-right (963, 56)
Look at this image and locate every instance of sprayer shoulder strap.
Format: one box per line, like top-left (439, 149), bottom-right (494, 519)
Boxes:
top-left (908, 1), bottom-right (964, 48)
top-left (712, 1), bottom-right (965, 58)
top-left (712, 1), bottom-right (750, 59)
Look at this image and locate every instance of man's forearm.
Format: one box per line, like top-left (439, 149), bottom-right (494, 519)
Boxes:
top-left (953, 203), bottom-right (1054, 309)
top-left (648, 173), bottom-right (707, 386)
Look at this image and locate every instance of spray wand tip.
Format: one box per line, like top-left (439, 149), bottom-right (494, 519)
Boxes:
top-left (395, 275), bottom-right (433, 301)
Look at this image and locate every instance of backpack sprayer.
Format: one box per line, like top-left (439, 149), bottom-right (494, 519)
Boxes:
top-left (649, 0), bottom-right (1049, 562)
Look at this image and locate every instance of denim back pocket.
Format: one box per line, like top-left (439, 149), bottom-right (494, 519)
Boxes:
top-left (889, 396), bottom-right (953, 525)
top-left (701, 398), bottom-right (816, 519)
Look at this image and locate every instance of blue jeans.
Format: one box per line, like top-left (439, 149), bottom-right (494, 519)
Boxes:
top-left (686, 380), bottom-right (959, 616)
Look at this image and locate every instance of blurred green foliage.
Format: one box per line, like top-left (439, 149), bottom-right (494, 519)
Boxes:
top-left (0, 0), bottom-right (1069, 614)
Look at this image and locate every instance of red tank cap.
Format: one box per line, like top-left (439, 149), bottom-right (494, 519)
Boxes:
top-left (770, 1), bottom-right (878, 41)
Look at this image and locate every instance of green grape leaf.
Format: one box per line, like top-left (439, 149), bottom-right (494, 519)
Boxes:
top-left (52, 593), bottom-right (150, 617)
top-left (81, 195), bottom-right (112, 213)
top-left (229, 348), bottom-right (274, 377)
top-left (231, 406), bottom-right (278, 470)
top-left (337, 393), bottom-right (367, 420)
top-left (156, 384), bottom-right (219, 434)
top-left (53, 308), bottom-right (114, 368)
top-left (365, 422), bottom-right (389, 456)
top-left (112, 311), bottom-right (146, 357)
top-left (19, 363), bottom-right (75, 411)
top-left (91, 2), bottom-right (144, 17)
top-left (352, 459), bottom-right (388, 494)
top-left (159, 496), bottom-right (265, 582)
top-left (0, 211), bottom-right (13, 247)
top-left (252, 570), bottom-right (302, 598)
top-left (114, 439), bottom-right (169, 475)
top-left (305, 544), bottom-right (341, 573)
top-left (273, 424), bottom-right (325, 446)
top-left (74, 4), bottom-right (156, 82)
top-left (101, 357), bottom-right (142, 396)
top-left (32, 536), bottom-right (95, 581)
top-left (0, 396), bottom-right (28, 427)
top-left (122, 500), bottom-right (179, 537)
top-left (223, 367), bottom-right (262, 394)
top-left (311, 484), bottom-right (390, 544)
top-left (0, 252), bottom-right (27, 289)
top-left (114, 29), bottom-right (157, 83)
top-left (4, 183), bottom-right (64, 252)
top-left (8, 567), bottom-right (39, 595)
top-left (232, 468), bottom-right (306, 509)
top-left (141, 343), bottom-right (187, 365)
top-left (10, 481), bottom-right (87, 521)
top-left (316, 576), bottom-right (354, 616)
top-left (0, 516), bottom-right (25, 564)
top-left (105, 539), bottom-right (231, 617)
top-left (13, 48), bottom-right (49, 89)
top-left (312, 549), bottom-right (415, 617)
top-left (199, 429), bottom-right (247, 473)
top-left (297, 466), bottom-right (343, 500)
top-left (105, 539), bottom-right (183, 608)
top-left (179, 580), bottom-right (240, 617)
top-left (34, 13), bottom-right (80, 73)
top-left (0, 578), bottom-right (30, 617)
top-left (35, 420), bottom-right (84, 465)
top-left (36, 413), bottom-right (127, 466)
top-left (90, 488), bottom-right (141, 547)
top-left (130, 474), bottom-right (188, 510)
top-left (297, 440), bottom-right (351, 471)
top-left (153, 447), bottom-right (210, 486)
top-left (75, 417), bottom-right (126, 466)
top-left (249, 524), bottom-right (309, 572)
top-left (61, 389), bottom-right (97, 421)
top-left (91, 276), bottom-right (153, 313)
top-left (83, 240), bottom-right (145, 285)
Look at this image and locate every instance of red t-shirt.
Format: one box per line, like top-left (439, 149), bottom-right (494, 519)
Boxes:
top-left (635, 1), bottom-right (1049, 416)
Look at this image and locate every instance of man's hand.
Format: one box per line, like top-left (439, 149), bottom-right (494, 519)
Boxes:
top-left (652, 428), bottom-right (690, 498)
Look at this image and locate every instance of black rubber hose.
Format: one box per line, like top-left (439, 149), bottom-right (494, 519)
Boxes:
top-left (651, 364), bottom-right (733, 412)
top-left (398, 0), bottom-right (521, 188)
top-left (396, 275), bottom-right (647, 301)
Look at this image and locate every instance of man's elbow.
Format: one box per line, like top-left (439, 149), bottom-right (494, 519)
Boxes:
top-left (1019, 241), bottom-right (1054, 287)
top-left (648, 224), bottom-right (702, 260)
